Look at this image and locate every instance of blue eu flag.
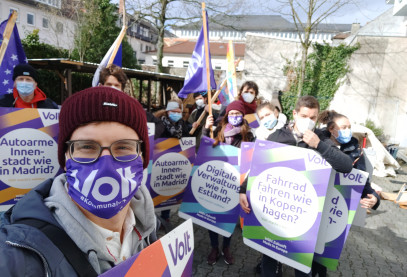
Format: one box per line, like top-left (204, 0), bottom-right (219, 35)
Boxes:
top-left (0, 13), bottom-right (27, 96)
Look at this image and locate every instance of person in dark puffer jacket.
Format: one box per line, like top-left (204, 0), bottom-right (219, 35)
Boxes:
top-left (0, 87), bottom-right (157, 276)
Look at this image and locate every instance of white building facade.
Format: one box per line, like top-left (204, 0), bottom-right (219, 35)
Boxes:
top-left (0, 0), bottom-right (158, 64)
top-left (0, 0), bottom-right (77, 50)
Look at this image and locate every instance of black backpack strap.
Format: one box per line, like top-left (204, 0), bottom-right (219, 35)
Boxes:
top-left (15, 218), bottom-right (98, 277)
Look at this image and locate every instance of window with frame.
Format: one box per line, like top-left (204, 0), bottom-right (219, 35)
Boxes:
top-left (27, 13), bottom-right (35, 26)
top-left (167, 60), bottom-right (174, 67)
top-left (183, 61), bottom-right (189, 68)
top-left (42, 17), bottom-right (49, 28)
top-left (56, 21), bottom-right (63, 33)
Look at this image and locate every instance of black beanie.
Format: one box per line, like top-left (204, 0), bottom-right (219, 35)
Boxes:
top-left (58, 87), bottom-right (149, 169)
top-left (13, 64), bottom-right (38, 82)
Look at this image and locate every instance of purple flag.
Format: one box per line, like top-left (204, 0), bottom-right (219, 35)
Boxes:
top-left (0, 13), bottom-right (28, 96)
top-left (178, 11), bottom-right (216, 98)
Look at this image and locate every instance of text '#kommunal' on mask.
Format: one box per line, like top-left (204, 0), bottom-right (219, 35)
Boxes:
top-left (65, 155), bottom-right (144, 219)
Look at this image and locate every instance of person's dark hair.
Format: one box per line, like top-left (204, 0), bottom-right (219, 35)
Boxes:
top-left (99, 64), bottom-right (128, 90)
top-left (213, 111), bottom-right (251, 147)
top-left (238, 81), bottom-right (259, 97)
top-left (256, 102), bottom-right (275, 114)
top-left (295, 95), bottom-right (320, 112)
top-left (318, 110), bottom-right (348, 132)
top-left (274, 106), bottom-right (281, 113)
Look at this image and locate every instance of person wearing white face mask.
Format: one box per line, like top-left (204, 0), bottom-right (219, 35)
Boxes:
top-left (239, 96), bottom-right (353, 277)
top-left (0, 63), bottom-right (58, 109)
top-left (215, 81), bottom-right (260, 125)
top-left (255, 102), bottom-right (285, 140)
top-left (188, 91), bottom-right (219, 149)
top-left (237, 81), bottom-right (259, 114)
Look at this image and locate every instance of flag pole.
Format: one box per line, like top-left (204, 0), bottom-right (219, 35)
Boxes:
top-left (189, 58), bottom-right (241, 135)
top-left (107, 24), bottom-right (127, 67)
top-left (121, 0), bottom-right (126, 28)
top-left (202, 2), bottom-right (213, 138)
top-left (0, 11), bottom-right (18, 67)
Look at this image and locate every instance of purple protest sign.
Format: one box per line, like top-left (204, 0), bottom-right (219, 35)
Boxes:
top-left (100, 219), bottom-right (194, 277)
top-left (242, 140), bottom-right (332, 273)
top-left (0, 107), bottom-right (62, 211)
top-left (147, 137), bottom-right (195, 211)
top-left (179, 136), bottom-right (241, 237)
top-left (314, 168), bottom-right (367, 270)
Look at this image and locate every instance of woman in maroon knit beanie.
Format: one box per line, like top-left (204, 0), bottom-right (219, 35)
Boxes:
top-left (201, 100), bottom-right (254, 266)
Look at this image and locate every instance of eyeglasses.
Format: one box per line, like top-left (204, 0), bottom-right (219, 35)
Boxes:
top-left (66, 139), bottom-right (143, 164)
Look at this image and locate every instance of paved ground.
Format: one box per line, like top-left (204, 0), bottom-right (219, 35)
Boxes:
top-left (159, 163), bottom-right (407, 277)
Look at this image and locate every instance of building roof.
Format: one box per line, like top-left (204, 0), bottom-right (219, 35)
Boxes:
top-left (153, 41), bottom-right (245, 57)
top-left (332, 32), bottom-right (351, 40)
top-left (173, 14), bottom-right (352, 33)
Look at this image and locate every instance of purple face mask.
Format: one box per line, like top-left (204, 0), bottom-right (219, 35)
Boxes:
top-left (228, 115), bottom-right (243, 126)
top-left (66, 155), bottom-right (144, 219)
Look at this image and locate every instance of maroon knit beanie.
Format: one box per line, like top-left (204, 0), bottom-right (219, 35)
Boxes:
top-left (58, 87), bottom-right (149, 169)
top-left (226, 100), bottom-right (246, 116)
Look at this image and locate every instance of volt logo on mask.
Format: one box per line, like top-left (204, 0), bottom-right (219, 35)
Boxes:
top-left (66, 155), bottom-right (144, 219)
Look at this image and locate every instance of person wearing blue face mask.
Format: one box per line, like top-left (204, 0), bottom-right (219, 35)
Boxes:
top-left (154, 99), bottom-right (190, 140)
top-left (319, 110), bottom-right (380, 210)
top-left (0, 63), bottom-right (58, 109)
top-left (0, 87), bottom-right (157, 276)
top-left (312, 110), bottom-right (380, 277)
top-left (153, 99), bottom-right (191, 232)
top-left (255, 102), bottom-right (285, 140)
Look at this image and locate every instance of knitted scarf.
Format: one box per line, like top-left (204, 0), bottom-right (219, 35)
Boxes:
top-left (224, 123), bottom-right (242, 145)
top-left (161, 116), bottom-right (183, 138)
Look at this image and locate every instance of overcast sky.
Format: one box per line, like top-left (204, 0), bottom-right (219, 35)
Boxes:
top-left (116, 0), bottom-right (393, 27)
top-left (319, 0), bottom-right (392, 25)
top-left (256, 0), bottom-right (393, 26)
